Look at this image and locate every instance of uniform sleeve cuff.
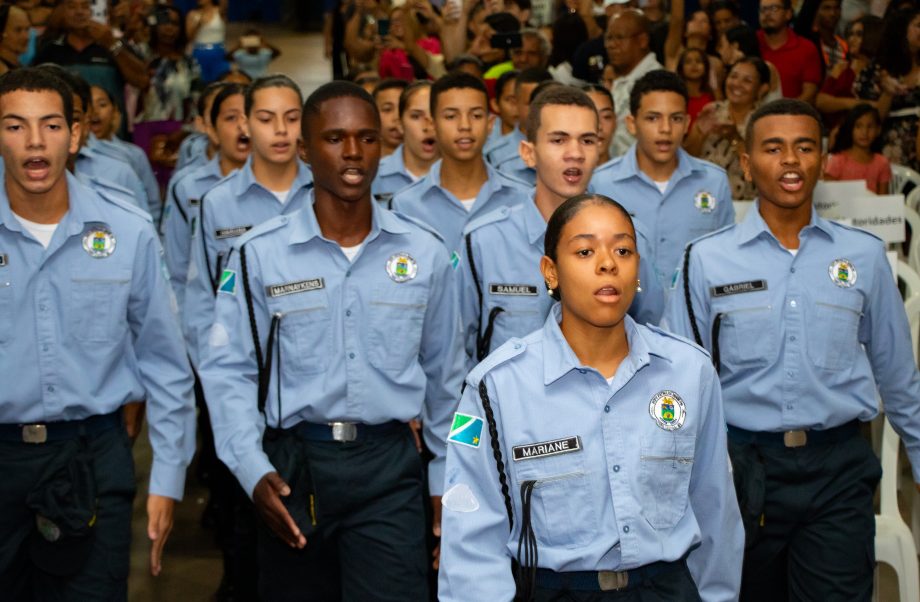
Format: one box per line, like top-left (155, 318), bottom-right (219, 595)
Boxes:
top-left (149, 461), bottom-right (188, 501)
top-left (239, 453), bottom-right (276, 499)
top-left (428, 456), bottom-right (445, 497)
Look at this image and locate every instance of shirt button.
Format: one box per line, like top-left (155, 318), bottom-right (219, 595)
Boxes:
top-left (345, 310), bottom-right (351, 317)
top-left (613, 465), bottom-right (620, 472)
top-left (346, 271), bottom-right (351, 278)
top-left (604, 405), bottom-right (610, 413)
top-left (46, 385), bottom-right (54, 393)
top-left (348, 353), bottom-right (355, 359)
top-left (786, 404), bottom-right (794, 410)
top-left (790, 300), bottom-right (797, 308)
top-left (790, 267), bottom-right (796, 273)
top-left (790, 336), bottom-right (796, 342)
top-left (578, 369), bottom-right (586, 374)
top-left (39, 304), bottom-right (47, 312)
top-left (42, 345), bottom-right (49, 352)
top-left (623, 525), bottom-right (630, 533)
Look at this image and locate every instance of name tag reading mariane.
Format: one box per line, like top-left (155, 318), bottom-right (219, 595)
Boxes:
top-left (489, 283), bottom-right (539, 296)
top-left (512, 436), bottom-right (582, 461)
top-left (710, 279), bottom-right (767, 297)
top-left (266, 278), bottom-right (325, 298)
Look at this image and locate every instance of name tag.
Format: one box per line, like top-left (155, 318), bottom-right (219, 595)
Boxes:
top-left (512, 436), bottom-right (581, 461)
top-left (489, 283), bottom-right (538, 296)
top-left (215, 225), bottom-right (253, 239)
top-left (710, 280), bottom-right (767, 297)
top-left (0, 253), bottom-right (6, 267)
top-left (267, 278), bottom-right (325, 298)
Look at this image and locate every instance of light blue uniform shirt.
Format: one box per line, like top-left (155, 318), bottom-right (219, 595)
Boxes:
top-left (485, 127), bottom-right (525, 167)
top-left (0, 173), bottom-right (196, 500)
top-left (184, 158), bottom-right (313, 366)
top-left (391, 159), bottom-right (529, 258)
top-left (176, 132), bottom-right (210, 172)
top-left (90, 134), bottom-right (162, 223)
top-left (493, 154), bottom-right (535, 186)
top-left (460, 197), bottom-right (666, 366)
top-left (74, 146), bottom-right (149, 214)
top-left (197, 198), bottom-right (466, 497)
top-left (370, 144), bottom-right (417, 204)
top-left (590, 146), bottom-right (734, 282)
top-left (162, 156), bottom-right (226, 316)
top-left (75, 172), bottom-right (138, 211)
top-left (663, 202), bottom-right (920, 479)
top-left (483, 116), bottom-right (508, 158)
top-left (439, 307), bottom-right (743, 601)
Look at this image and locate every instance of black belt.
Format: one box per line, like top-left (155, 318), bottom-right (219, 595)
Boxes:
top-left (273, 420), bottom-right (405, 443)
top-left (535, 558), bottom-right (686, 592)
top-left (727, 420), bottom-right (859, 448)
top-left (0, 411), bottom-right (122, 444)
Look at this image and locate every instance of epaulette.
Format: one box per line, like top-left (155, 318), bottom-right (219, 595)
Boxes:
top-left (390, 210), bottom-right (445, 244)
top-left (233, 213), bottom-right (290, 249)
top-left (495, 166), bottom-right (532, 189)
top-left (642, 322), bottom-right (712, 359)
top-left (89, 177), bottom-right (153, 223)
top-left (462, 203), bottom-right (516, 237)
top-left (466, 336), bottom-right (529, 387)
top-left (829, 218), bottom-right (885, 244)
top-left (687, 153), bottom-right (729, 177)
top-left (685, 222), bottom-right (736, 247)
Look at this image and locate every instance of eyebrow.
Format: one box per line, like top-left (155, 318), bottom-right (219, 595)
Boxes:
top-left (568, 232), bottom-right (636, 243)
top-left (320, 128), bottom-right (379, 136)
top-left (1, 113), bottom-right (65, 121)
top-left (760, 136), bottom-right (818, 145)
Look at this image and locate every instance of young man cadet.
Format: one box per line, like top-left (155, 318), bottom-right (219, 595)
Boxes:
top-left (392, 72), bottom-right (528, 262)
top-left (461, 85), bottom-right (666, 366)
top-left (591, 70), bottom-right (734, 285)
top-left (485, 67), bottom-right (552, 170)
top-left (184, 74), bottom-right (312, 369)
top-left (372, 78), bottom-right (408, 157)
top-left (197, 81), bottom-right (465, 601)
top-left (0, 68), bottom-right (195, 598)
top-left (663, 99), bottom-right (920, 601)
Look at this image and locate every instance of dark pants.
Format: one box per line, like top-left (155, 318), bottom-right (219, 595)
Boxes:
top-left (733, 434), bottom-right (881, 602)
top-left (257, 427), bottom-right (428, 602)
top-left (535, 562), bottom-right (702, 601)
top-left (0, 427), bottom-right (135, 601)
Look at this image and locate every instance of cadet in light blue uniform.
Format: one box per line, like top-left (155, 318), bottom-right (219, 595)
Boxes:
top-left (590, 71), bottom-right (734, 283)
top-left (89, 133), bottom-right (161, 222)
top-left (440, 194), bottom-right (743, 601)
top-left (163, 83), bottom-right (249, 317)
top-left (0, 69), bottom-right (195, 598)
top-left (185, 76), bottom-right (312, 366)
top-left (461, 86), bottom-right (665, 366)
top-left (663, 100), bottom-right (920, 601)
top-left (198, 82), bottom-right (465, 601)
top-left (371, 82), bottom-right (439, 204)
top-left (392, 73), bottom-right (529, 260)
top-left (482, 70), bottom-right (519, 158)
top-left (485, 68), bottom-right (550, 168)
top-left (176, 130), bottom-right (210, 172)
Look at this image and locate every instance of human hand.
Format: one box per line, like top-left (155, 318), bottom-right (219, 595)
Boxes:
top-left (147, 494), bottom-right (175, 577)
top-left (430, 495), bottom-right (442, 569)
top-left (253, 472), bottom-right (307, 549)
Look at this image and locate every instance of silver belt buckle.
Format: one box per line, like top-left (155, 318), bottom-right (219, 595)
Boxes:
top-left (330, 422), bottom-right (357, 442)
top-left (598, 570), bottom-right (629, 591)
top-left (783, 430), bottom-right (807, 448)
top-left (22, 424), bottom-right (48, 444)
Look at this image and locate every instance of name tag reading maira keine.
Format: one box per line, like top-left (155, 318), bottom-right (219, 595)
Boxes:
top-left (266, 278), bottom-right (325, 298)
top-left (512, 436), bottom-right (582, 461)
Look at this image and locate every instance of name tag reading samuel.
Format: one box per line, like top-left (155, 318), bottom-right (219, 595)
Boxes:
top-left (513, 436), bottom-right (582, 461)
top-left (490, 284), bottom-right (538, 296)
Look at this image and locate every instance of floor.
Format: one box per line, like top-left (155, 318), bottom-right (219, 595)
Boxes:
top-left (124, 23), bottom-right (908, 602)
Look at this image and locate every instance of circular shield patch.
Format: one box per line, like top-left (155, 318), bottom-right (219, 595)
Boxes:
top-left (386, 252), bottom-right (418, 283)
top-left (828, 258), bottom-right (857, 288)
top-left (82, 227), bottom-right (116, 258)
top-left (649, 390), bottom-right (686, 431)
top-left (693, 191), bottom-right (715, 214)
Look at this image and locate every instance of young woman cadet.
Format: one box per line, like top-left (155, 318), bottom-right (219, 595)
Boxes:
top-left (439, 194), bottom-right (743, 601)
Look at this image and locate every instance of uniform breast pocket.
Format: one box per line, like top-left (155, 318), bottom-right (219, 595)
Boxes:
top-left (279, 296), bottom-right (332, 375)
top-left (69, 276), bottom-right (131, 342)
top-left (367, 286), bottom-right (427, 372)
top-left (516, 454), bottom-right (597, 548)
top-left (638, 434), bottom-right (695, 530)
top-left (807, 292), bottom-right (863, 371)
top-left (493, 297), bottom-right (543, 341)
top-left (719, 304), bottom-right (776, 366)
top-left (0, 280), bottom-right (10, 345)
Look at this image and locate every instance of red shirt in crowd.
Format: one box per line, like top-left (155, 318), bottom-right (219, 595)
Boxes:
top-left (825, 151), bottom-right (892, 194)
top-left (757, 28), bottom-right (822, 99)
top-left (688, 92), bottom-right (715, 128)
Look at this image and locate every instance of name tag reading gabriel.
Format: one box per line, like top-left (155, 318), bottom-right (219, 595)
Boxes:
top-left (710, 280), bottom-right (767, 297)
top-left (512, 436), bottom-right (582, 461)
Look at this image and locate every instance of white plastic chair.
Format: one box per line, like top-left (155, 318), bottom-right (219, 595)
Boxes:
top-left (907, 187), bottom-right (920, 214)
top-left (891, 164), bottom-right (920, 197)
top-left (904, 207), bottom-right (920, 275)
top-left (899, 260), bottom-right (920, 300)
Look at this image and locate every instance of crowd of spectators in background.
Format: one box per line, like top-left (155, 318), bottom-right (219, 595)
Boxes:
top-left (323, 0), bottom-right (920, 198)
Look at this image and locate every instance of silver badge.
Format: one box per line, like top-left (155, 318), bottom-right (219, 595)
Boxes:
top-left (82, 227), bottom-right (116, 258)
top-left (693, 190), bottom-right (715, 214)
top-left (828, 259), bottom-right (857, 288)
top-left (649, 390), bottom-right (686, 431)
top-left (386, 253), bottom-right (418, 283)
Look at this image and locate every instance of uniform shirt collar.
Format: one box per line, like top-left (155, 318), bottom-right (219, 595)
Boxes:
top-left (541, 304), bottom-right (666, 386)
top-left (235, 157), bottom-right (313, 196)
top-left (737, 199), bottom-right (836, 245)
top-left (419, 159), bottom-right (510, 200)
top-left (378, 145), bottom-right (408, 178)
top-left (609, 144), bottom-right (697, 185)
top-left (289, 190), bottom-right (409, 245)
top-left (0, 171), bottom-right (108, 235)
top-left (523, 192), bottom-right (547, 246)
top-left (200, 155), bottom-right (224, 180)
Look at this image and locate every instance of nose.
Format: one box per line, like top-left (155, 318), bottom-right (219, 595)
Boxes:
top-left (458, 113), bottom-right (471, 131)
top-left (274, 116), bottom-right (287, 135)
top-left (26, 124), bottom-right (43, 149)
top-left (596, 247), bottom-right (618, 274)
top-left (780, 145), bottom-right (800, 166)
top-left (564, 138), bottom-right (584, 162)
top-left (343, 135), bottom-right (361, 160)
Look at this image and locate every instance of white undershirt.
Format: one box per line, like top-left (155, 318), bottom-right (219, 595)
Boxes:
top-left (340, 243), bottom-right (363, 262)
top-left (459, 198), bottom-right (476, 212)
top-left (270, 189), bottom-right (290, 205)
top-left (606, 375), bottom-right (615, 386)
top-left (13, 212), bottom-right (58, 249)
top-left (653, 180), bottom-right (669, 194)
top-left (787, 248), bottom-right (798, 257)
